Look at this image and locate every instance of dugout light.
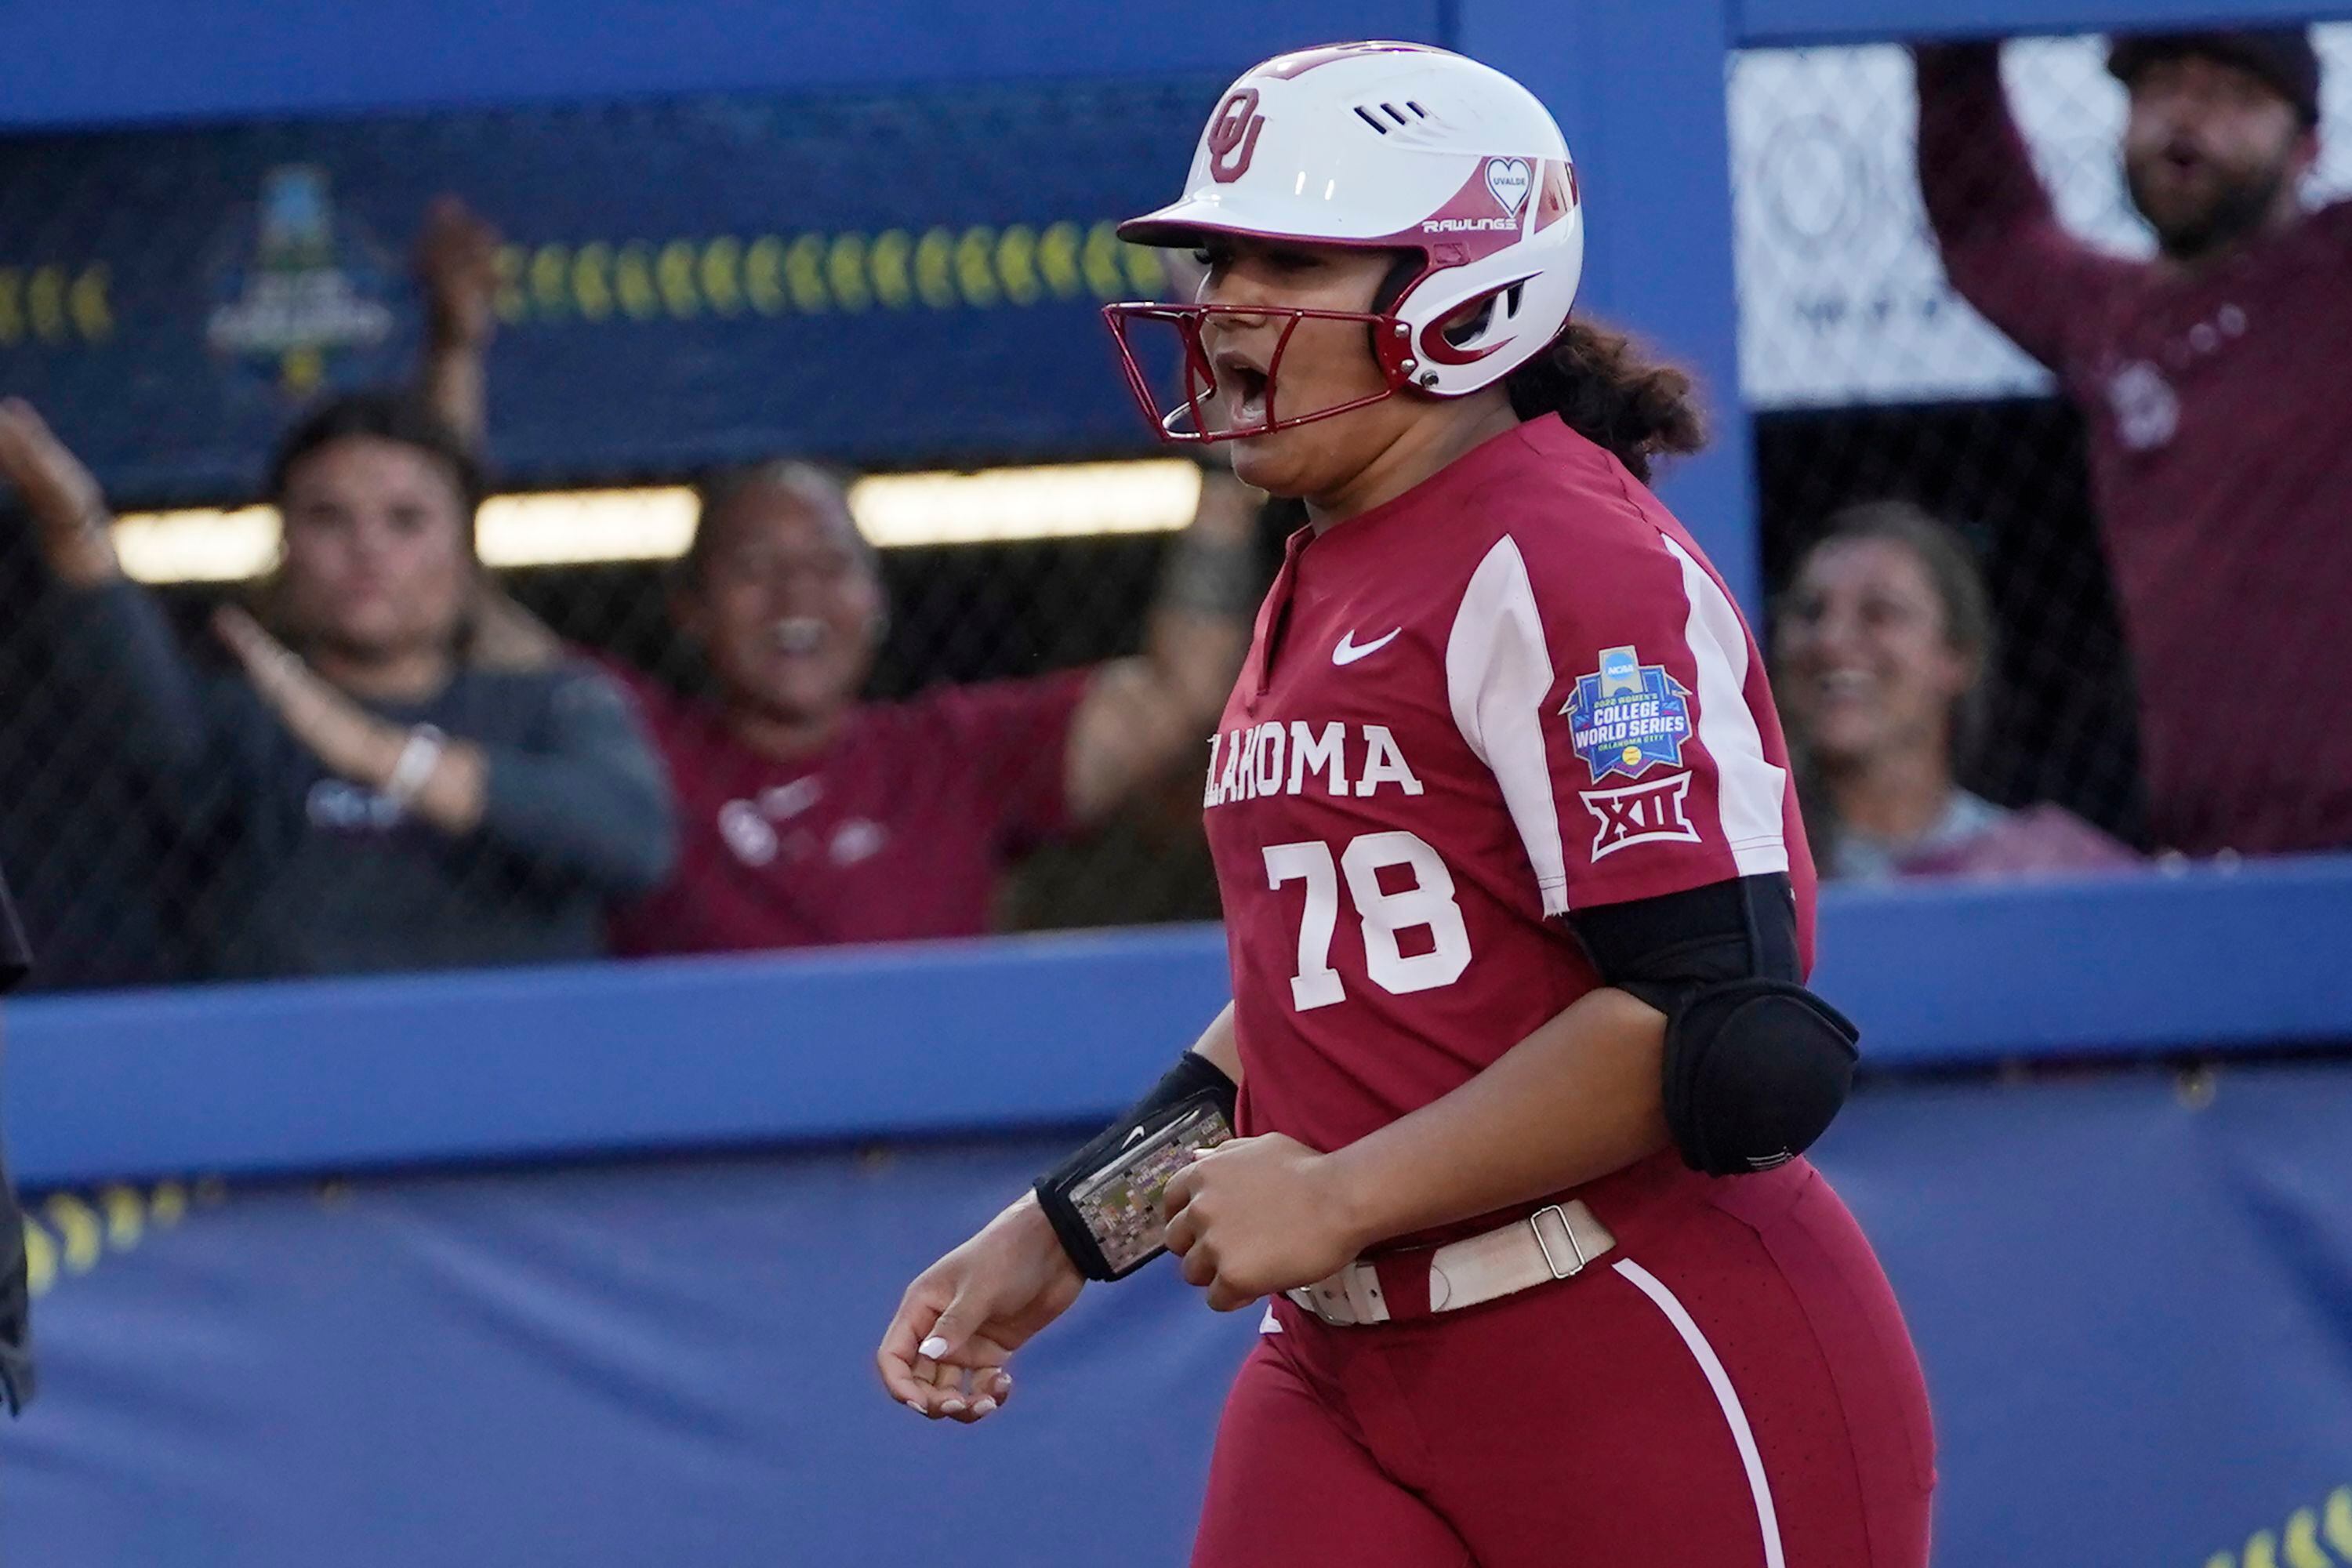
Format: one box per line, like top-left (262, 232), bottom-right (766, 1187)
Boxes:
top-left (107, 460), bottom-right (1207, 583)
top-left (851, 459), bottom-right (1201, 547)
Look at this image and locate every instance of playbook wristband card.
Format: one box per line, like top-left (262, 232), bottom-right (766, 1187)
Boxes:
top-left (1035, 1095), bottom-right (1234, 1281)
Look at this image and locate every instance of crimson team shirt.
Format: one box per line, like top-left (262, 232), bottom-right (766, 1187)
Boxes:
top-left (1203, 419), bottom-right (1813, 1220)
top-left (609, 670), bottom-right (1089, 955)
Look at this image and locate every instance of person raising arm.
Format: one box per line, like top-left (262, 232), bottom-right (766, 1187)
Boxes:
top-left (1912, 41), bottom-right (2143, 369)
top-left (602, 459), bottom-right (1261, 955)
top-left (408, 200), bottom-right (1265, 951)
top-left (0, 394), bottom-right (674, 978)
top-left (1915, 31), bottom-right (2352, 856)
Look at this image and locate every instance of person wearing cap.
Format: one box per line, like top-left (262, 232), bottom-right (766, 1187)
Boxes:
top-left (1915, 31), bottom-right (2350, 858)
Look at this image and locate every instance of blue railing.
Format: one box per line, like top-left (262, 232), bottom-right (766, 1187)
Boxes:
top-left (9, 854), bottom-right (2347, 1189)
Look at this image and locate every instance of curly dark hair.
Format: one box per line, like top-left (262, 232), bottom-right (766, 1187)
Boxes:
top-left (1504, 319), bottom-right (1708, 484)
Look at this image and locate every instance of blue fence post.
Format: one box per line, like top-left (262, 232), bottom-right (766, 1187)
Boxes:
top-left (1454, 0), bottom-right (1761, 615)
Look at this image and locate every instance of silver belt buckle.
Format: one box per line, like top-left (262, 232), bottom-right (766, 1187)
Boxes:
top-left (1528, 1203), bottom-right (1589, 1280)
top-left (1290, 1277), bottom-right (1353, 1326)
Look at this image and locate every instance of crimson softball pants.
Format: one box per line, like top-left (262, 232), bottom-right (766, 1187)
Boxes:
top-left (1189, 1155), bottom-right (1934, 1568)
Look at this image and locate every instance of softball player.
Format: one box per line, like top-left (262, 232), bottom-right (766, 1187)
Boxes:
top-left (880, 42), bottom-right (1933, 1566)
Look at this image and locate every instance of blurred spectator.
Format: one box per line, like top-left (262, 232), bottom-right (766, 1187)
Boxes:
top-left (0, 197), bottom-right (553, 989)
top-left (607, 462), bottom-right (1260, 954)
top-left (1915, 31), bottom-right (2352, 857)
top-left (1777, 501), bottom-right (2134, 880)
top-left (0, 550), bottom-right (198, 989)
top-left (0, 394), bottom-right (675, 980)
top-left (0, 863), bottom-right (32, 1410)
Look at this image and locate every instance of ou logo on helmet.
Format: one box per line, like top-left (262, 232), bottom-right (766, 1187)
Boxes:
top-left (1207, 89), bottom-right (1266, 183)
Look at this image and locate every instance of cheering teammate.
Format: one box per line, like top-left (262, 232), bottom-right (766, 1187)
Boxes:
top-left (879, 42), bottom-right (1933, 1566)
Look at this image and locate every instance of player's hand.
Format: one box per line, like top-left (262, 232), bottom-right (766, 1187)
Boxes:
top-left (877, 1191), bottom-right (1084, 1425)
top-left (415, 195), bottom-right (503, 351)
top-left (0, 397), bottom-right (118, 586)
top-left (1162, 1133), bottom-right (1363, 1313)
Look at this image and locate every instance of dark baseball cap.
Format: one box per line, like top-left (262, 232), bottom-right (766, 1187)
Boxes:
top-left (2108, 27), bottom-right (2322, 125)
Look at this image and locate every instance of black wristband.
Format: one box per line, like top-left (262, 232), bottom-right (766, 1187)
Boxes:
top-left (1034, 1052), bottom-right (1239, 1281)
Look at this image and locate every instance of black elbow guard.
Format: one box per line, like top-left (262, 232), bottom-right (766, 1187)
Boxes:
top-left (1566, 874), bottom-right (1860, 1177)
top-left (1664, 979), bottom-right (1857, 1176)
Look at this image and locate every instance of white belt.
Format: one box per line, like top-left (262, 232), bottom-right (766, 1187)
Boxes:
top-left (1285, 1200), bottom-right (1617, 1327)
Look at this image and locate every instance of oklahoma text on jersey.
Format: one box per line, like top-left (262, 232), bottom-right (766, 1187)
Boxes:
top-left (1204, 722), bottom-right (1425, 807)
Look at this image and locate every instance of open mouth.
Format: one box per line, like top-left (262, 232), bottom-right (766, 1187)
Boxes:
top-left (1814, 669), bottom-right (1874, 706)
top-left (1210, 350), bottom-right (1272, 430)
top-left (2156, 139), bottom-right (2209, 184)
top-left (771, 616), bottom-right (826, 656)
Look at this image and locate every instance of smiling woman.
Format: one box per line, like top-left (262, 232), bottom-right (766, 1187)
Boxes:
top-left (1774, 499), bottom-right (2132, 880)
top-left (603, 458), bottom-right (1259, 956)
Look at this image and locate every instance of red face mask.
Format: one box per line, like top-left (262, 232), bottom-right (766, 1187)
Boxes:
top-left (1102, 299), bottom-right (1425, 445)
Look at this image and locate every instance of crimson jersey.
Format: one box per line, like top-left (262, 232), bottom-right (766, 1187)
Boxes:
top-left (1204, 419), bottom-right (1813, 1201)
top-left (609, 670), bottom-right (1087, 956)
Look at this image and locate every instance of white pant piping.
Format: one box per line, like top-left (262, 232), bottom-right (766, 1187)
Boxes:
top-left (1612, 1257), bottom-right (1787, 1568)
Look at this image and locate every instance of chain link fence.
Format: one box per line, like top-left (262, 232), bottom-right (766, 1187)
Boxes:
top-left (0, 430), bottom-right (1273, 992)
top-left (1730, 26), bottom-right (2352, 875)
top-left (13, 31), bottom-right (2352, 987)
top-left (0, 118), bottom-right (1281, 990)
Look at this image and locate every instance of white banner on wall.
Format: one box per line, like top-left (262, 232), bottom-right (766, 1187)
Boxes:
top-left (1728, 27), bottom-right (2352, 409)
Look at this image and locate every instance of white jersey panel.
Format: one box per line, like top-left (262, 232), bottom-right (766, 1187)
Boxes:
top-left (1660, 533), bottom-right (1788, 873)
top-left (1443, 534), bottom-right (1572, 916)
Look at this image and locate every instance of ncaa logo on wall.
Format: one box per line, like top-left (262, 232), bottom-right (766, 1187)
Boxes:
top-left (1207, 89), bottom-right (1266, 183)
top-left (205, 165), bottom-right (396, 396)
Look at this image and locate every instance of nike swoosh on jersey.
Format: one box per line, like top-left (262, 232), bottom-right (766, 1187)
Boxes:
top-left (1332, 628), bottom-right (1402, 666)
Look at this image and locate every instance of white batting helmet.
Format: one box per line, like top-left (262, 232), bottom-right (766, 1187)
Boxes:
top-left (1105, 41), bottom-right (1584, 441)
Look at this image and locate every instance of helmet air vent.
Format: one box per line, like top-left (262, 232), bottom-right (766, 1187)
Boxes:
top-left (1351, 100), bottom-right (1433, 137)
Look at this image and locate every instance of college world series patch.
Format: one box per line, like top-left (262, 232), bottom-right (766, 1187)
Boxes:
top-left (1561, 646), bottom-right (1692, 782)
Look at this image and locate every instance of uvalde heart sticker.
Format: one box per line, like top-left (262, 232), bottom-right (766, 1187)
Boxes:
top-left (1484, 157), bottom-right (1533, 217)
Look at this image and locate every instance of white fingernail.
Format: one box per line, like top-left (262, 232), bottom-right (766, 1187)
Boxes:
top-left (940, 1399), bottom-right (966, 1415)
top-left (918, 1336), bottom-right (949, 1359)
top-left (971, 1397), bottom-right (998, 1416)
top-left (904, 1399), bottom-right (925, 1414)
